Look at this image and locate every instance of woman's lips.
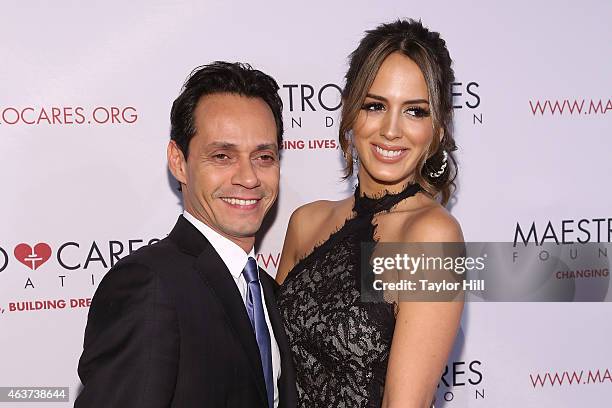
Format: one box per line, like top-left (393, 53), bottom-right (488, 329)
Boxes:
top-left (370, 143), bottom-right (408, 163)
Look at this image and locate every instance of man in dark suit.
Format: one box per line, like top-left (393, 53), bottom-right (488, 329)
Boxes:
top-left (75, 62), bottom-right (296, 408)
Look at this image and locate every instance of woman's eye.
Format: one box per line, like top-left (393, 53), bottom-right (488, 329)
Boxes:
top-left (405, 107), bottom-right (431, 118)
top-left (362, 102), bottom-right (385, 112)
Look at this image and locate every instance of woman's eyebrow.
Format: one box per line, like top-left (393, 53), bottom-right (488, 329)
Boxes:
top-left (366, 93), bottom-right (429, 105)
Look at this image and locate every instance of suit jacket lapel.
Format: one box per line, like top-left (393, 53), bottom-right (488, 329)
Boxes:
top-left (169, 216), bottom-right (269, 406)
top-left (260, 271), bottom-right (288, 354)
top-left (195, 247), bottom-right (269, 406)
top-left (260, 270), bottom-right (297, 407)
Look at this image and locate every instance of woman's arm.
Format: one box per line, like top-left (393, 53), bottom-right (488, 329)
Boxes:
top-left (382, 209), bottom-right (464, 408)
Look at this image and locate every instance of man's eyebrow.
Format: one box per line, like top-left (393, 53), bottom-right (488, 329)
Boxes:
top-left (255, 143), bottom-right (278, 153)
top-left (365, 93), bottom-right (429, 105)
top-left (206, 142), bottom-right (238, 150)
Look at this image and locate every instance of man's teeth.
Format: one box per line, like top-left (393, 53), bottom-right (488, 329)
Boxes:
top-left (375, 146), bottom-right (404, 157)
top-left (222, 198), bottom-right (258, 206)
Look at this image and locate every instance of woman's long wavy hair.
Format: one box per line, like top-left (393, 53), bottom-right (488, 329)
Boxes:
top-left (340, 19), bottom-right (458, 205)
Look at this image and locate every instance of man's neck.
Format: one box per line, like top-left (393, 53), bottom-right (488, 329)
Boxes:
top-left (183, 210), bottom-right (254, 253)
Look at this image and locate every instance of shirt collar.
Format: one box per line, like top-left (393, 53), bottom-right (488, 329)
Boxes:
top-left (183, 211), bottom-right (256, 279)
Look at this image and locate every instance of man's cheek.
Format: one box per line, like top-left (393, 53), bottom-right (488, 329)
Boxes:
top-left (199, 170), bottom-right (228, 191)
top-left (259, 167), bottom-right (280, 187)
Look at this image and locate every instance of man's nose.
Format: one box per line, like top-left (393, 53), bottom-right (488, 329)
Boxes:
top-left (231, 157), bottom-right (261, 189)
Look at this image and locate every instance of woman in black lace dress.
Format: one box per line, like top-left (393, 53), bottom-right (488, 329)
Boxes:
top-left (276, 20), bottom-right (464, 407)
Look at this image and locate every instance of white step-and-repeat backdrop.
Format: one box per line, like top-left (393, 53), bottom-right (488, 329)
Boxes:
top-left (1, 1), bottom-right (610, 406)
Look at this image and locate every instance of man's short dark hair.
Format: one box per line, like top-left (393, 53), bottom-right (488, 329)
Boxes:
top-left (170, 61), bottom-right (284, 159)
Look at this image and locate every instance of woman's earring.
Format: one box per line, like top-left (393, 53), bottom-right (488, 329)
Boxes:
top-left (429, 150), bottom-right (448, 178)
top-left (345, 130), bottom-right (359, 165)
top-left (342, 150), bottom-right (358, 165)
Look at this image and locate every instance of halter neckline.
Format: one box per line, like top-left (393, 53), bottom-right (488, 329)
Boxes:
top-left (352, 183), bottom-right (421, 217)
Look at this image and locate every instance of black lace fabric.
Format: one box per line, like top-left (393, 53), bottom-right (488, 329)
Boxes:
top-left (278, 183), bottom-right (421, 408)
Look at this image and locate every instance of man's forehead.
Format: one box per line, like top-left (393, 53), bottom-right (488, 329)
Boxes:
top-left (194, 95), bottom-right (276, 135)
top-left (195, 93), bottom-right (273, 118)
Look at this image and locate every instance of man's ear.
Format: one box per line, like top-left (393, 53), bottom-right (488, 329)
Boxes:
top-left (167, 140), bottom-right (187, 186)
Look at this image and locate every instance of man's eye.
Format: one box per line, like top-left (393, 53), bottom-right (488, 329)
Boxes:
top-left (361, 102), bottom-right (385, 112)
top-left (212, 153), bottom-right (230, 160)
top-left (405, 107), bottom-right (431, 118)
top-left (257, 154), bottom-right (276, 162)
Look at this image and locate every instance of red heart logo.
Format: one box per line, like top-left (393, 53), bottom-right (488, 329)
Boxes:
top-left (14, 243), bottom-right (52, 270)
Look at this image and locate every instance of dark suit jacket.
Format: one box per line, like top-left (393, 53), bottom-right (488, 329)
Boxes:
top-left (75, 215), bottom-right (297, 408)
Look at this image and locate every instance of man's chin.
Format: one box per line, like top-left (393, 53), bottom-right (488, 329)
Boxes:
top-left (220, 225), bottom-right (262, 241)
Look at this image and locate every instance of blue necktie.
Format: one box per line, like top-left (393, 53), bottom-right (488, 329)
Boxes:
top-left (243, 257), bottom-right (274, 408)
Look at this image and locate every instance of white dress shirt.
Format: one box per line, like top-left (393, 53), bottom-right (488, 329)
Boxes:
top-left (183, 211), bottom-right (281, 408)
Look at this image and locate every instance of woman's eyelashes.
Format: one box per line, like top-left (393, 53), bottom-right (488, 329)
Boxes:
top-left (405, 106), bottom-right (430, 118)
top-left (362, 102), bottom-right (385, 112)
top-left (361, 102), bottom-right (430, 118)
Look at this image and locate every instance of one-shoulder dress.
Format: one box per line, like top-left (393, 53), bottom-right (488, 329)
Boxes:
top-left (277, 183), bottom-right (421, 408)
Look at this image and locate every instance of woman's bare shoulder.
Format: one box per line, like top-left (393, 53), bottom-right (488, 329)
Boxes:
top-left (379, 193), bottom-right (463, 243)
top-left (291, 198), bottom-right (341, 218)
top-left (410, 204), bottom-right (463, 242)
top-left (288, 197), bottom-right (353, 250)
top-left (276, 196), bottom-right (353, 284)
